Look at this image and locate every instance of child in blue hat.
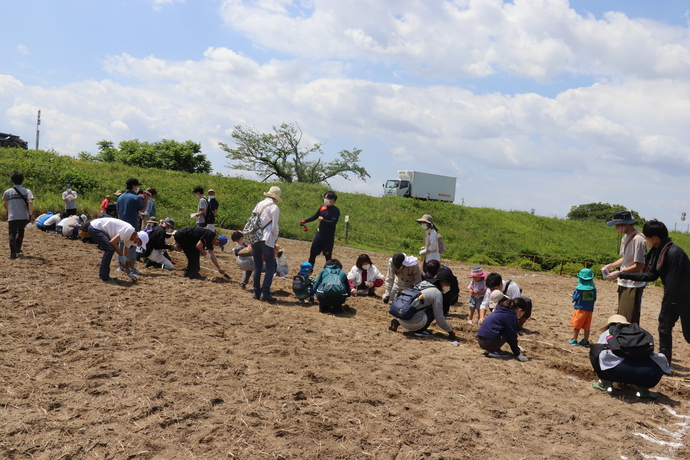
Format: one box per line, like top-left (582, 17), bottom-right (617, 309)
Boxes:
top-left (293, 262), bottom-right (316, 304)
top-left (569, 268), bottom-right (597, 347)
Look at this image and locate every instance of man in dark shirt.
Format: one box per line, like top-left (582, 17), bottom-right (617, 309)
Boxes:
top-left (206, 189), bottom-right (219, 231)
top-left (610, 219), bottom-right (690, 363)
top-left (173, 226), bottom-right (228, 280)
top-left (300, 191), bottom-right (340, 267)
top-left (116, 178), bottom-right (150, 272)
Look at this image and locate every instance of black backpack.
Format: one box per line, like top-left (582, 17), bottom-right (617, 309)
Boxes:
top-left (606, 323), bottom-right (654, 359)
top-left (388, 284), bottom-right (428, 320)
top-left (205, 198), bottom-right (216, 224)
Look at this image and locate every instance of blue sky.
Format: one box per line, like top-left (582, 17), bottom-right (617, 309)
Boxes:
top-left (3, 0), bottom-right (690, 229)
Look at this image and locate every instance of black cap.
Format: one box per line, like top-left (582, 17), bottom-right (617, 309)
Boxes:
top-left (429, 268), bottom-right (455, 285)
top-left (105, 203), bottom-right (117, 212)
top-left (392, 253), bottom-right (405, 269)
top-left (126, 178), bottom-right (141, 189)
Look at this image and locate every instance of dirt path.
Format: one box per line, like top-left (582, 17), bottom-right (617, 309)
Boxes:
top-left (1, 223), bottom-right (690, 459)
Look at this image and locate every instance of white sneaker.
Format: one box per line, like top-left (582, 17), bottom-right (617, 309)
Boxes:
top-left (116, 266), bottom-right (124, 272)
top-left (130, 268), bottom-right (142, 275)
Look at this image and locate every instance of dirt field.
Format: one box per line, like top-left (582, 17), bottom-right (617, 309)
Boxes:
top-left (2, 222), bottom-right (690, 459)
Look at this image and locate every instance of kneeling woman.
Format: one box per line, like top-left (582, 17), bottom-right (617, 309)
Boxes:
top-left (476, 292), bottom-right (529, 362)
top-left (347, 254), bottom-right (384, 296)
top-left (590, 315), bottom-right (670, 400)
top-left (388, 270), bottom-right (456, 340)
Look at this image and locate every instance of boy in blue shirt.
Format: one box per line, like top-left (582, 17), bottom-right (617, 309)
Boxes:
top-left (570, 268), bottom-right (596, 347)
top-left (292, 262), bottom-right (316, 304)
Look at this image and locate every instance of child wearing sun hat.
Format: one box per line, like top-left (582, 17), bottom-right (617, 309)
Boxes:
top-left (467, 266), bottom-right (487, 324)
top-left (569, 268), bottom-right (597, 347)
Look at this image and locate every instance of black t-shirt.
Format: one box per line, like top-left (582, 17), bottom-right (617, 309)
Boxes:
top-left (175, 226), bottom-right (216, 250)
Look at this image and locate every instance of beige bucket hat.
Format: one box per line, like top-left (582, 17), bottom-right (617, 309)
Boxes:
top-left (264, 186), bottom-right (282, 202)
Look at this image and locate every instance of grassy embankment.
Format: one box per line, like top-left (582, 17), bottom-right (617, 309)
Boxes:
top-left (2, 147), bottom-right (689, 277)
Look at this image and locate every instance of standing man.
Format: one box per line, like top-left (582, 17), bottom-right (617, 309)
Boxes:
top-left (139, 188), bottom-right (157, 230)
top-left (62, 184), bottom-right (77, 216)
top-left (603, 210), bottom-right (647, 324)
top-left (84, 217), bottom-right (148, 283)
top-left (206, 189), bottom-right (218, 231)
top-left (300, 191), bottom-right (340, 267)
top-left (252, 186), bottom-right (282, 301)
top-left (608, 220), bottom-right (690, 363)
top-left (192, 186), bottom-right (208, 227)
top-left (116, 178), bottom-right (150, 274)
top-left (3, 171), bottom-right (34, 259)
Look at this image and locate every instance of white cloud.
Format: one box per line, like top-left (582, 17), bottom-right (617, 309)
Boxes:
top-left (16, 45), bottom-right (30, 56)
top-left (151, 0), bottom-right (185, 12)
top-left (218, 0), bottom-right (690, 81)
top-left (3, 1), bottom-right (690, 224)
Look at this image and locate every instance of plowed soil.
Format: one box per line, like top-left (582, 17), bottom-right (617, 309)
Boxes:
top-left (2, 222), bottom-right (690, 459)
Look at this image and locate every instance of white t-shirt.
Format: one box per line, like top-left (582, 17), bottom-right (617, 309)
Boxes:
top-left (62, 190), bottom-right (77, 209)
top-left (89, 218), bottom-right (135, 246)
top-left (480, 280), bottom-right (523, 311)
top-left (44, 214), bottom-right (62, 227)
top-left (618, 231), bottom-right (646, 289)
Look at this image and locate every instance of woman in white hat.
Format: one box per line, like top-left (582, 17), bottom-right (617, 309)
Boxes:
top-left (251, 186), bottom-right (282, 301)
top-left (416, 214), bottom-right (439, 270)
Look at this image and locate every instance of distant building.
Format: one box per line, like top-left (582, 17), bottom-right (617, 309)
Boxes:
top-left (0, 133), bottom-right (29, 149)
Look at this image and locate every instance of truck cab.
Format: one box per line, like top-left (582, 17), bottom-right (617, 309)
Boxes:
top-left (383, 170), bottom-right (456, 202)
top-left (384, 179), bottom-right (411, 197)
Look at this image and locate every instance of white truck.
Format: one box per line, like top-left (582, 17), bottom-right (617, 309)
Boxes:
top-left (383, 170), bottom-right (456, 202)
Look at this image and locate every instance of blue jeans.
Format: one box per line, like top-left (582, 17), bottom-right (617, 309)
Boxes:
top-left (252, 241), bottom-right (276, 295)
top-left (88, 224), bottom-right (116, 281)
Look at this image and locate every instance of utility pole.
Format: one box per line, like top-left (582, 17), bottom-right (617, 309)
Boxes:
top-left (35, 109), bottom-right (41, 150)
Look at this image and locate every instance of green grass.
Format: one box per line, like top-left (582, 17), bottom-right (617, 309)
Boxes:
top-left (3, 147), bottom-right (690, 277)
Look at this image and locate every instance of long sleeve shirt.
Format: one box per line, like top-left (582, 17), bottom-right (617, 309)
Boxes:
top-left (253, 197), bottom-right (280, 248)
top-left (619, 239), bottom-right (690, 311)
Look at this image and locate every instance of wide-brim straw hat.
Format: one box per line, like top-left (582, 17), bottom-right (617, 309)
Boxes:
top-left (600, 314), bottom-right (630, 332)
top-left (147, 217), bottom-right (159, 224)
top-left (264, 186), bottom-right (282, 202)
top-left (416, 214), bottom-right (434, 225)
top-left (606, 314), bottom-right (630, 327)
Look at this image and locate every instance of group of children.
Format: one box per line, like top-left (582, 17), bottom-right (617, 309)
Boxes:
top-left (229, 229), bottom-right (387, 313)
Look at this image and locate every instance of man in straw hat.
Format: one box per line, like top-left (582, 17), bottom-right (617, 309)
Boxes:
top-left (608, 219), bottom-right (690, 363)
top-left (251, 186), bottom-right (282, 301)
top-left (602, 210), bottom-right (647, 324)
